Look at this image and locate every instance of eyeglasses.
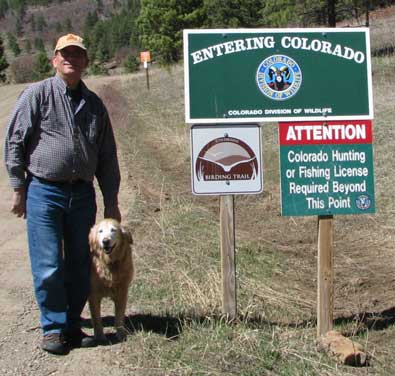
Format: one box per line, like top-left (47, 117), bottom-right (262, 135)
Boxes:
top-left (58, 49), bottom-right (86, 58)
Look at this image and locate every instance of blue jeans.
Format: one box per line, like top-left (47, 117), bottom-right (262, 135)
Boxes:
top-left (26, 176), bottom-right (97, 334)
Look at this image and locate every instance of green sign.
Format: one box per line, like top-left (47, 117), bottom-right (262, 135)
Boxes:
top-left (279, 121), bottom-right (375, 216)
top-left (183, 28), bottom-right (373, 124)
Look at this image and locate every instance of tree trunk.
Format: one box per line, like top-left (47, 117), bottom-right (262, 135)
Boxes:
top-left (365, 0), bottom-right (370, 27)
top-left (328, 0), bottom-right (336, 27)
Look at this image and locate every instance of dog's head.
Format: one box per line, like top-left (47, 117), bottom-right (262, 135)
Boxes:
top-left (89, 219), bottom-right (133, 261)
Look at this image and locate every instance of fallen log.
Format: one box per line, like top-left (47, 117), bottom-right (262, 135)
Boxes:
top-left (316, 330), bottom-right (369, 367)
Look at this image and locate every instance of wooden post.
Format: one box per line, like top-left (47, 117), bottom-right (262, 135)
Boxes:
top-left (317, 0), bottom-right (336, 342)
top-left (317, 215), bottom-right (334, 337)
top-left (220, 195), bottom-right (237, 320)
top-left (145, 65), bottom-right (150, 90)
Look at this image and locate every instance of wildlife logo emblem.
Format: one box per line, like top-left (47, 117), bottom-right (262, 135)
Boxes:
top-left (256, 55), bottom-right (302, 101)
top-left (355, 195), bottom-right (371, 210)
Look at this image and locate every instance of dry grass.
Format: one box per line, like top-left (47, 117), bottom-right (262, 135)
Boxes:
top-left (95, 18), bottom-right (395, 373)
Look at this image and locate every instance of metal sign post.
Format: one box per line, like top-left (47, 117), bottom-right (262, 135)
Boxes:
top-left (144, 61), bottom-right (150, 90)
top-left (140, 51), bottom-right (151, 90)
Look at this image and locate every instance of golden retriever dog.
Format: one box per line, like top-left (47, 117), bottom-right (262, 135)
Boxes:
top-left (88, 219), bottom-right (134, 343)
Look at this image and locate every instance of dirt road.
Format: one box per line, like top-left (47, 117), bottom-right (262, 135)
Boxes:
top-left (0, 81), bottom-right (132, 376)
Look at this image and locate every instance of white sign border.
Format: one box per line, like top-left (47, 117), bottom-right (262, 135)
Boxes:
top-left (190, 124), bottom-right (263, 195)
top-left (183, 27), bottom-right (374, 124)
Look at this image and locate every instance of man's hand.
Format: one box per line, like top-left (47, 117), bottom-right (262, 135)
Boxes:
top-left (11, 187), bottom-right (26, 219)
top-left (104, 205), bottom-right (121, 222)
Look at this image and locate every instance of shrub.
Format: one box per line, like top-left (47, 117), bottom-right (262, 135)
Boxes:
top-left (10, 55), bottom-right (37, 83)
top-left (33, 52), bottom-right (52, 81)
top-left (7, 33), bottom-right (21, 57)
top-left (89, 62), bottom-right (108, 76)
top-left (123, 54), bottom-right (139, 73)
top-left (0, 36), bottom-right (8, 82)
top-left (9, 53), bottom-right (53, 83)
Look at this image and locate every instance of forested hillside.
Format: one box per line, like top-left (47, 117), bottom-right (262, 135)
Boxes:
top-left (0, 0), bottom-right (394, 83)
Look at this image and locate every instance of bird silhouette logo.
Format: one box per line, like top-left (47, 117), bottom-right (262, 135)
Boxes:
top-left (196, 136), bottom-right (258, 181)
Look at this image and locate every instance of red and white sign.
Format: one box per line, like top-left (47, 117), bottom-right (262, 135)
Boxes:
top-left (191, 125), bottom-right (263, 195)
top-left (140, 51), bottom-right (151, 63)
top-left (279, 120), bottom-right (373, 145)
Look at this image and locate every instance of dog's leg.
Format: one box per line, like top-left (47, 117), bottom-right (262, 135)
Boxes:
top-left (114, 289), bottom-right (128, 342)
top-left (88, 295), bottom-right (107, 342)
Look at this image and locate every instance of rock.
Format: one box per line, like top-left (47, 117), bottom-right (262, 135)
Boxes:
top-left (316, 330), bottom-right (369, 367)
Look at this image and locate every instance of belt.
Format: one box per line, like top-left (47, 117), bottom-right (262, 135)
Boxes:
top-left (30, 175), bottom-right (88, 186)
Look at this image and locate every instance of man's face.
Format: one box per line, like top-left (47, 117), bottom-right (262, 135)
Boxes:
top-left (52, 46), bottom-right (88, 82)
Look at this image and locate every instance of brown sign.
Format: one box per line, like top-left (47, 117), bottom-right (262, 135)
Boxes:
top-left (191, 125), bottom-right (262, 195)
top-left (196, 137), bottom-right (258, 182)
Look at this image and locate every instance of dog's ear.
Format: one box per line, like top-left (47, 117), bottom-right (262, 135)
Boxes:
top-left (121, 226), bottom-right (133, 245)
top-left (88, 224), bottom-right (97, 252)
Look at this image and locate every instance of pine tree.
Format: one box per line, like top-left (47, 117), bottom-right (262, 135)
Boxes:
top-left (204, 0), bottom-right (261, 28)
top-left (137, 0), bottom-right (205, 64)
top-left (16, 17), bottom-right (23, 36)
top-left (33, 51), bottom-right (52, 81)
top-left (24, 39), bottom-right (32, 53)
top-left (33, 37), bottom-right (46, 52)
top-left (0, 36), bottom-right (9, 82)
top-left (95, 0), bottom-right (103, 15)
top-left (123, 54), bottom-right (139, 73)
top-left (96, 38), bottom-right (110, 62)
top-left (30, 14), bottom-right (36, 32)
top-left (7, 33), bottom-right (21, 57)
top-left (63, 17), bottom-right (72, 31)
top-left (0, 0), bottom-right (9, 19)
top-left (36, 14), bottom-right (47, 32)
top-left (55, 22), bottom-right (63, 33)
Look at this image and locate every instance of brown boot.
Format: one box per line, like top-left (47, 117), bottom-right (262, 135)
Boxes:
top-left (41, 332), bottom-right (69, 355)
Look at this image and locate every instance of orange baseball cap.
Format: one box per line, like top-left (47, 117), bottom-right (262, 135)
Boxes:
top-left (54, 33), bottom-right (86, 53)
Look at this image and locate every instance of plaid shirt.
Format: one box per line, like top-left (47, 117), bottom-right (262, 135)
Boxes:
top-left (4, 75), bottom-right (120, 207)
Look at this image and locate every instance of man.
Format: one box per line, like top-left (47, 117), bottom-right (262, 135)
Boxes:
top-left (4, 34), bottom-right (121, 355)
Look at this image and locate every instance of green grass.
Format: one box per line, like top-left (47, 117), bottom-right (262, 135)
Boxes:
top-left (121, 318), bottom-right (324, 375)
top-left (96, 42), bottom-right (395, 374)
